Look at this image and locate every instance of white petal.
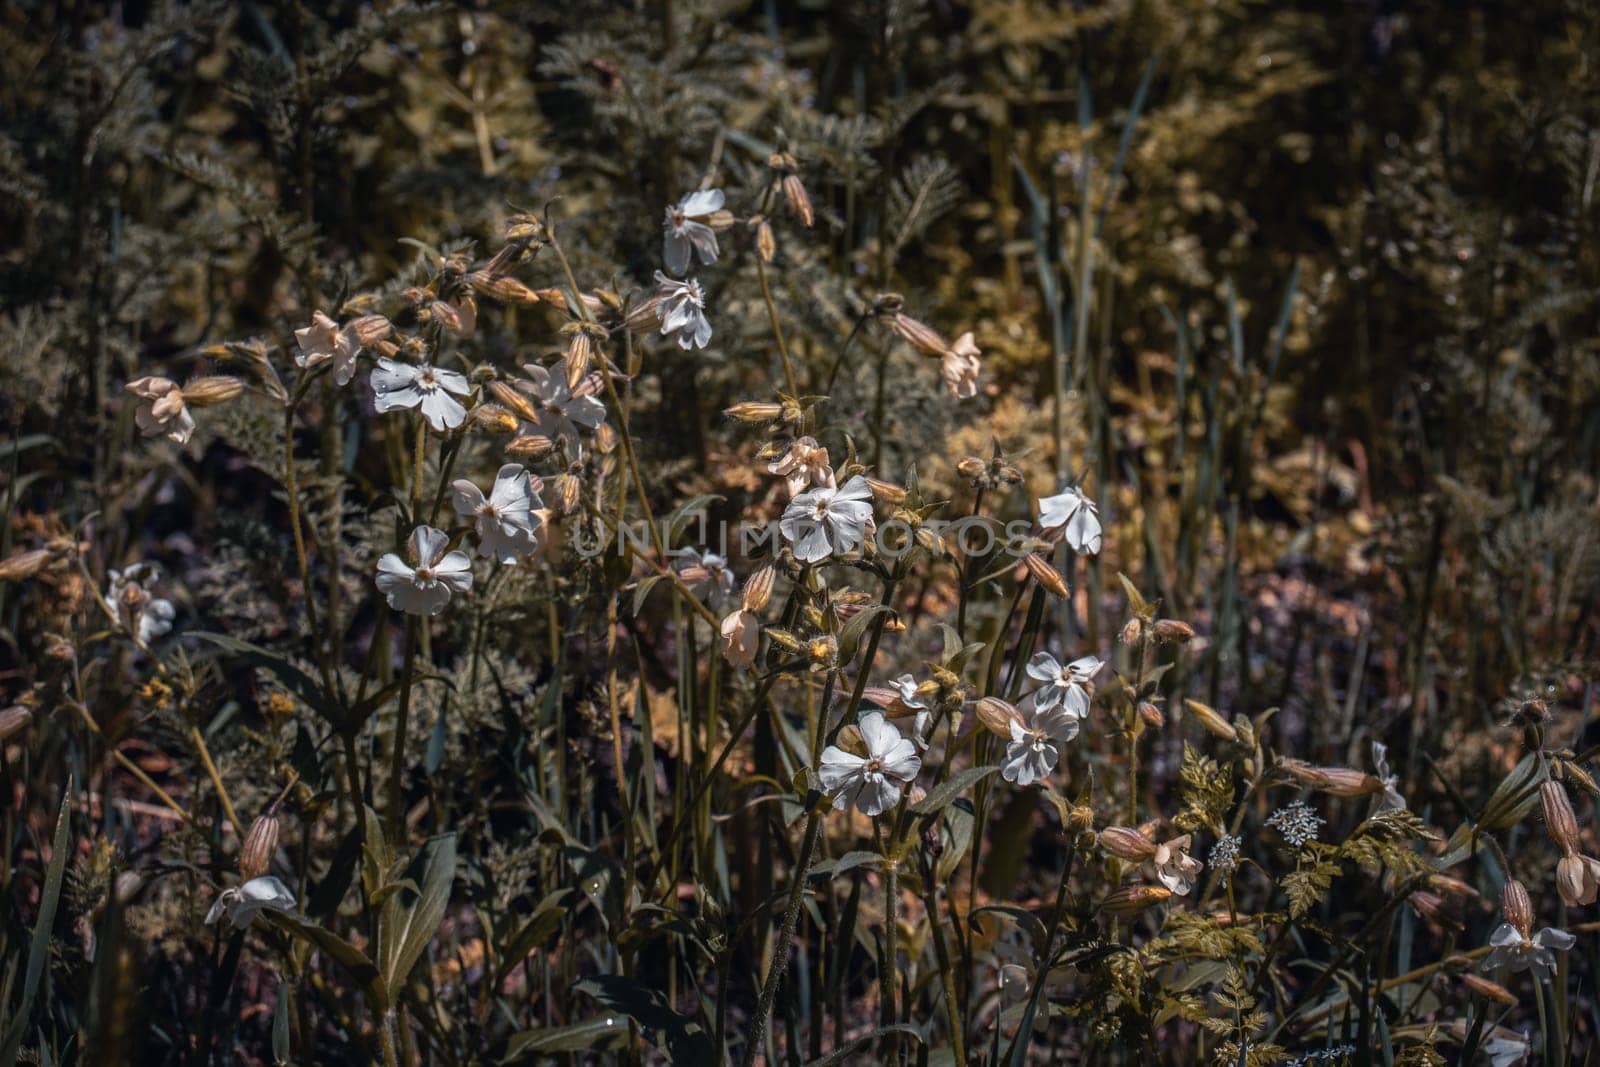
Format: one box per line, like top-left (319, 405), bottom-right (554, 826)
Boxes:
top-left (419, 390), bottom-right (467, 431)
top-left (451, 479), bottom-right (487, 518)
top-left (679, 188), bottom-right (725, 215)
top-left (433, 368), bottom-right (471, 396)
top-left (1026, 652), bottom-right (1061, 682)
top-left (409, 525), bottom-right (450, 565)
top-left (818, 747), bottom-right (865, 792)
top-left (663, 231), bottom-right (690, 276)
top-left (855, 774), bottom-right (901, 816)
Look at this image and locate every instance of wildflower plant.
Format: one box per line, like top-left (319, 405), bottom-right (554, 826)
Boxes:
top-left (3, 3), bottom-right (1600, 1066)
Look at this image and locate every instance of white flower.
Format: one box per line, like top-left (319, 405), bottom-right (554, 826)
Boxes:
top-left (1024, 651), bottom-right (1100, 715)
top-left (887, 673), bottom-right (935, 748)
top-left (516, 360), bottom-right (607, 448)
top-left (1152, 835), bottom-right (1204, 895)
top-left (1265, 800), bottom-right (1325, 848)
top-left (1209, 834), bottom-right (1242, 883)
top-left (654, 272), bottom-right (712, 350)
top-left (375, 525), bottom-right (474, 616)
top-left (451, 464), bottom-right (543, 563)
top-left (677, 548), bottom-right (736, 600)
top-left (1001, 695), bottom-right (1082, 786)
top-left (1039, 485), bottom-right (1102, 555)
top-left (940, 332), bottom-right (981, 398)
top-left (126, 376), bottom-right (195, 444)
top-left (1483, 1031), bottom-right (1530, 1067)
top-left (768, 436), bottom-right (835, 497)
top-left (294, 312), bottom-right (360, 386)
top-left (1482, 922), bottom-right (1574, 979)
top-left (203, 875), bottom-right (297, 929)
top-left (817, 711), bottom-right (921, 816)
top-left (105, 563), bottom-right (176, 644)
top-left (371, 358), bottom-right (471, 431)
top-left (1370, 740), bottom-right (1406, 812)
top-left (779, 475), bottom-right (874, 563)
top-left (662, 188), bottom-right (725, 274)
top-left (719, 608), bottom-right (759, 668)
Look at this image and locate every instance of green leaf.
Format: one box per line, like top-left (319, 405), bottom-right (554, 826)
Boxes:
top-left (0, 785), bottom-right (72, 1067)
top-left (501, 1017), bottom-right (629, 1061)
top-left (495, 889), bottom-right (572, 984)
top-left (807, 851), bottom-right (882, 880)
top-left (379, 833), bottom-right (457, 998)
top-left (573, 974), bottom-right (715, 1061)
top-left (836, 604), bottom-right (893, 665)
top-left (631, 574), bottom-right (666, 617)
top-left (802, 1024), bottom-right (922, 1065)
top-left (970, 904), bottom-right (1050, 962)
top-left (263, 912), bottom-right (385, 1009)
top-left (190, 631), bottom-right (343, 731)
top-left (911, 765), bottom-right (999, 815)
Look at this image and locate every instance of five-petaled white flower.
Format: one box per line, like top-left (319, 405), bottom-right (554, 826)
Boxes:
top-left (662, 188), bottom-right (725, 275)
top-left (376, 525), bottom-right (474, 616)
top-left (779, 475), bottom-right (874, 563)
top-left (452, 464), bottom-right (544, 563)
top-left (516, 360), bottom-right (607, 448)
top-left (1001, 694), bottom-right (1082, 786)
top-left (1025, 651), bottom-right (1100, 715)
top-left (372, 358), bottom-right (472, 432)
top-left (1152, 835), bottom-right (1204, 895)
top-left (1039, 485), bottom-right (1102, 555)
top-left (654, 272), bottom-right (712, 350)
top-left (1482, 922), bottom-right (1574, 979)
top-left (818, 711), bottom-right (921, 816)
top-left (105, 562), bottom-right (177, 644)
top-left (204, 875), bottom-right (297, 929)
top-left (294, 312), bottom-right (360, 386)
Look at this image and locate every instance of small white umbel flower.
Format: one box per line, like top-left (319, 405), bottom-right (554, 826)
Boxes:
top-left (204, 875), bottom-right (297, 930)
top-left (654, 272), bottom-right (712, 350)
top-left (1024, 651), bottom-right (1100, 715)
top-left (818, 711), bottom-right (921, 817)
top-left (779, 475), bottom-right (874, 563)
top-left (1038, 485), bottom-right (1102, 555)
top-left (375, 525), bottom-right (474, 616)
top-left (1001, 694), bottom-right (1082, 786)
top-left (662, 188), bottom-right (725, 274)
top-left (451, 464), bottom-right (544, 563)
top-left (372, 358), bottom-right (472, 431)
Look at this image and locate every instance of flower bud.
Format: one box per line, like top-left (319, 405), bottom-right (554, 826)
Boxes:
top-left (347, 314), bottom-right (394, 345)
top-left (238, 814), bottom-right (279, 882)
top-left (472, 404), bottom-right (519, 435)
top-left (1151, 619), bottom-right (1195, 643)
top-left (1541, 780), bottom-right (1581, 854)
top-left (742, 564), bottom-right (776, 612)
top-left (1138, 701), bottom-right (1165, 729)
top-left (0, 548), bottom-right (53, 582)
top-left (1556, 854), bottom-right (1600, 907)
top-left (1101, 884), bottom-right (1172, 916)
top-left (0, 706), bottom-right (31, 743)
top-left (506, 434), bottom-right (556, 460)
top-left (181, 375), bottom-right (244, 407)
top-left (864, 476), bottom-right (907, 504)
top-left (550, 474), bottom-right (581, 515)
top-left (887, 313), bottom-right (946, 357)
top-left (724, 401), bottom-right (785, 423)
top-left (488, 380), bottom-right (540, 424)
top-left (956, 456), bottom-right (986, 482)
top-left (1565, 761), bottom-right (1600, 798)
top-left (467, 272), bottom-right (540, 304)
top-left (1458, 973), bottom-right (1517, 1006)
top-left (782, 174), bottom-right (813, 227)
top-left (1183, 699), bottom-right (1238, 742)
top-left (1023, 553), bottom-right (1069, 599)
top-left (705, 209), bottom-right (736, 232)
top-left (975, 696), bottom-right (1020, 737)
top-left (755, 218), bottom-right (776, 263)
top-left (1502, 879), bottom-right (1534, 937)
top-left (1099, 826), bottom-right (1158, 860)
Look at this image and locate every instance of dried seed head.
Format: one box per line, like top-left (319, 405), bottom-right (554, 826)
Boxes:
top-left (781, 174), bottom-right (813, 227)
top-left (754, 217), bottom-right (776, 262)
top-left (1541, 780), bottom-right (1581, 854)
top-left (562, 323), bottom-right (606, 388)
top-left (1119, 617), bottom-right (1143, 645)
top-left (1183, 699), bottom-right (1238, 742)
top-left (975, 696), bottom-right (1021, 738)
top-left (724, 401), bottom-right (785, 423)
top-left (742, 564), bottom-right (777, 612)
top-left (472, 404), bottom-right (520, 435)
top-left (1099, 826), bottom-right (1158, 860)
top-left (887, 312), bottom-right (947, 357)
top-left (238, 814), bottom-right (280, 882)
top-left (1023, 553), bottom-right (1069, 599)
top-left (1101, 884), bottom-right (1173, 916)
top-left (0, 706), bottom-right (31, 743)
top-left (0, 548), bottom-right (54, 582)
top-left (1502, 879), bottom-right (1534, 937)
top-left (806, 635), bottom-right (838, 669)
top-left (1458, 973), bottom-right (1518, 1006)
top-left (1151, 619), bottom-right (1195, 643)
top-left (506, 433), bottom-right (557, 460)
top-left (427, 299), bottom-right (464, 333)
top-left (467, 272), bottom-right (541, 304)
top-left (181, 375), bottom-right (244, 407)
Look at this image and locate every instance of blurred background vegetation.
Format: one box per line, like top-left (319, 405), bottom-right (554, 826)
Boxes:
top-left (1, 0), bottom-right (1598, 1063)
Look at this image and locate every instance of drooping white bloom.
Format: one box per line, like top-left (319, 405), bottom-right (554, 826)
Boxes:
top-left (719, 608), bottom-right (759, 667)
top-left (677, 547), bottom-right (736, 600)
top-left (203, 875), bottom-right (297, 929)
top-left (817, 711), bottom-right (921, 816)
top-left (1483, 1031), bottom-right (1531, 1067)
top-left (1001, 694), bottom-right (1082, 786)
top-left (779, 475), bottom-right (874, 563)
top-left (371, 358), bottom-right (472, 431)
top-left (451, 464), bottom-right (543, 563)
top-left (126, 376), bottom-right (195, 444)
top-left (1482, 922), bottom-right (1574, 979)
top-left (888, 673), bottom-right (935, 748)
top-left (654, 272), bottom-right (712, 350)
top-left (516, 360), bottom-right (607, 448)
top-left (1038, 485), bottom-right (1102, 555)
top-left (768, 436), bottom-right (835, 497)
top-left (1370, 740), bottom-right (1406, 813)
top-left (940, 332), bottom-right (982, 399)
top-left (375, 525), bottom-right (474, 616)
top-left (1152, 835), bottom-right (1204, 895)
top-left (662, 188), bottom-right (725, 274)
top-left (294, 312), bottom-right (360, 386)
top-left (105, 563), bottom-right (177, 644)
top-left (1024, 651), bottom-right (1100, 715)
